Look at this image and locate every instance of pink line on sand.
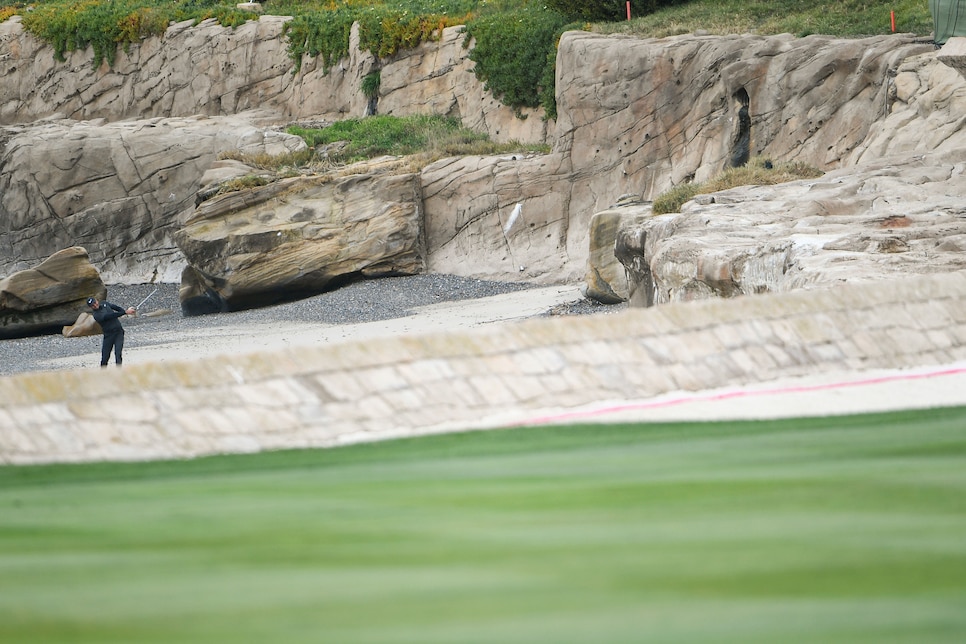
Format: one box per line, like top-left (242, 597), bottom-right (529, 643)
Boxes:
top-left (516, 365), bottom-right (966, 427)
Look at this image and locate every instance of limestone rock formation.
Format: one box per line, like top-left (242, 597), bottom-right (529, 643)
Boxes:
top-left (176, 167), bottom-right (424, 314)
top-left (615, 149), bottom-right (966, 305)
top-left (0, 114), bottom-right (306, 284)
top-left (378, 26), bottom-right (551, 144)
top-left (612, 37), bottom-right (966, 307)
top-left (850, 43), bottom-right (966, 163)
top-left (0, 16), bottom-right (543, 145)
top-left (555, 31), bottom-right (933, 191)
top-left (583, 209), bottom-right (632, 304)
top-left (421, 153), bottom-right (572, 282)
top-left (0, 15), bottom-right (338, 125)
top-left (0, 247), bottom-right (106, 338)
top-left (426, 32), bottom-right (937, 285)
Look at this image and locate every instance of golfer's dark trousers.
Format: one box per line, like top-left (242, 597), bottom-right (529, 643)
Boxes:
top-left (101, 329), bottom-right (125, 366)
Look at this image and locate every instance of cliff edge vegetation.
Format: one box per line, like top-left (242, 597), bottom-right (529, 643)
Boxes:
top-left (228, 114), bottom-right (550, 176)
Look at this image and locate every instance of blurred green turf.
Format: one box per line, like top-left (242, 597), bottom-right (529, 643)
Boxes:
top-left (2, 408), bottom-right (966, 642)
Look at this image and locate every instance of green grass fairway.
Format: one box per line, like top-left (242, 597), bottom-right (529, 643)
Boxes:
top-left (2, 408), bottom-right (966, 643)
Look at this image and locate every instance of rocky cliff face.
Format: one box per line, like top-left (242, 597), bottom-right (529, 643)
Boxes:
top-left (423, 31), bottom-right (937, 284)
top-left (552, 32), bottom-right (933, 240)
top-left (1, 17), bottom-right (961, 306)
top-left (0, 114), bottom-right (306, 283)
top-left (0, 16), bottom-right (544, 144)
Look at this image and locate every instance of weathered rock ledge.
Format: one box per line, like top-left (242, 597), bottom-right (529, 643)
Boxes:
top-left (608, 40), bottom-right (966, 306)
top-left (615, 149), bottom-right (966, 305)
top-left (0, 113), bottom-right (307, 284)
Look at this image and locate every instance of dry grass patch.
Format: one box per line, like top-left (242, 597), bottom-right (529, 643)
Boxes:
top-left (653, 156), bottom-right (824, 215)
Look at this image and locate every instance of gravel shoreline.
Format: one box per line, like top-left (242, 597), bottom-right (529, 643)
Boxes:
top-left (1, 275), bottom-right (623, 377)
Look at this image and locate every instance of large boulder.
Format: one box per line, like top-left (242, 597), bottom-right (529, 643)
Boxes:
top-left (0, 114), bottom-right (306, 284)
top-left (175, 164), bottom-right (424, 314)
top-left (935, 37), bottom-right (966, 80)
top-left (62, 311), bottom-right (99, 338)
top-left (0, 247), bottom-right (106, 338)
top-left (615, 148), bottom-right (966, 305)
top-left (583, 208), bottom-right (634, 304)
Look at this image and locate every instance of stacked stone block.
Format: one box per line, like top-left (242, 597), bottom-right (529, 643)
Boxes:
top-left (3, 270), bottom-right (966, 465)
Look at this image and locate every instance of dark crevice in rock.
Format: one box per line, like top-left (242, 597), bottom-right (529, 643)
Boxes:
top-left (730, 87), bottom-right (751, 168)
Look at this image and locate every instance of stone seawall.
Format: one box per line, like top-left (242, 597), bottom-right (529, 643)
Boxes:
top-left (3, 271), bottom-right (966, 465)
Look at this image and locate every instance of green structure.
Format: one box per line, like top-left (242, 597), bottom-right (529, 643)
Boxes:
top-left (931, 0), bottom-right (966, 44)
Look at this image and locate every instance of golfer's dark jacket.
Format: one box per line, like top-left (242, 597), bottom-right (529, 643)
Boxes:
top-left (92, 302), bottom-right (127, 334)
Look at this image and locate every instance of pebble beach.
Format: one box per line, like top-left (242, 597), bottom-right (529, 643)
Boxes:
top-left (0, 275), bottom-right (619, 377)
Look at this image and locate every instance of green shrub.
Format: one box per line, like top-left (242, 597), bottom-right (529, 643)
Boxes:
top-left (18, 0), bottom-right (254, 68)
top-left (283, 7), bottom-right (355, 73)
top-left (544, 0), bottom-right (628, 22)
top-left (21, 1), bottom-right (161, 67)
top-left (544, 0), bottom-right (687, 22)
top-left (285, 114), bottom-right (546, 167)
top-left (281, 1), bottom-right (475, 73)
top-left (463, 6), bottom-right (572, 117)
top-left (357, 7), bottom-right (452, 58)
top-left (652, 182), bottom-right (700, 215)
top-left (597, 0), bottom-right (931, 38)
top-left (538, 35), bottom-right (561, 119)
top-left (361, 70), bottom-right (381, 99)
top-left (289, 114), bottom-right (469, 161)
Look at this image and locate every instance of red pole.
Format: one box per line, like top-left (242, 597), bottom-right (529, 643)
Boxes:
top-left (627, 1), bottom-right (632, 21)
top-left (891, 10), bottom-right (896, 32)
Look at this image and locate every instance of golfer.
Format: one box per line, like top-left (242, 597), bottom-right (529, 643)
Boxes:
top-left (87, 297), bottom-right (136, 367)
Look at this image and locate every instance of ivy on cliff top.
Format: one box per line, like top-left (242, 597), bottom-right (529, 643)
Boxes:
top-left (18, 0), bottom-right (255, 68)
top-left (277, 1), bottom-right (570, 117)
top-left (282, 6), bottom-right (356, 73)
top-left (463, 5), bottom-right (575, 119)
top-left (5, 1), bottom-right (578, 116)
top-left (281, 1), bottom-right (474, 73)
